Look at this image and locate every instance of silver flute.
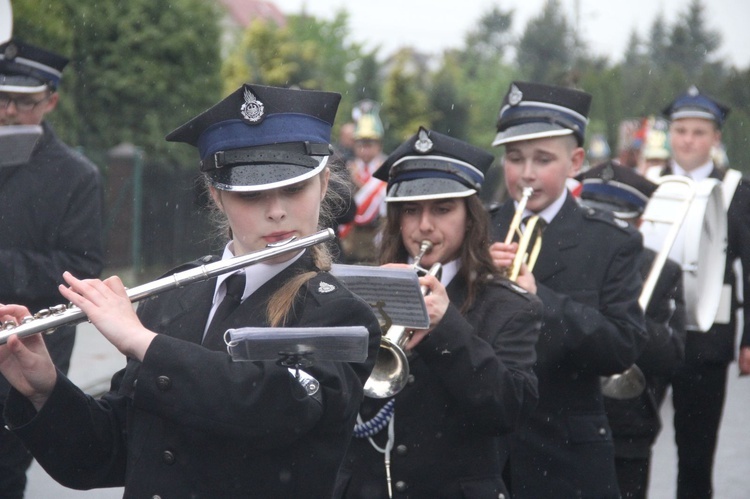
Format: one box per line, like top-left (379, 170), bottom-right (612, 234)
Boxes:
top-left (0, 228), bottom-right (335, 345)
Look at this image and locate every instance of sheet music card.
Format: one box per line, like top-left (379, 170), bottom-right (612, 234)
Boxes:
top-left (331, 264), bottom-right (429, 330)
top-left (0, 125), bottom-right (43, 168)
top-left (225, 326), bottom-right (369, 364)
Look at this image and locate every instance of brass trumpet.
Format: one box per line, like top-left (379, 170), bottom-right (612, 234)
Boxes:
top-left (503, 187), bottom-right (543, 281)
top-left (363, 240), bottom-right (442, 399)
top-left (0, 229), bottom-right (335, 345)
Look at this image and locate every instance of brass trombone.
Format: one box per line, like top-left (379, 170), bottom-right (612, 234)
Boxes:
top-left (363, 240), bottom-right (442, 399)
top-left (503, 187), bottom-right (543, 281)
top-left (601, 176), bottom-right (697, 400)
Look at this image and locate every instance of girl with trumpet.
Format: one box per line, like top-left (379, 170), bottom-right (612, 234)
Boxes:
top-left (0, 84), bottom-right (381, 498)
top-left (334, 127), bottom-right (542, 498)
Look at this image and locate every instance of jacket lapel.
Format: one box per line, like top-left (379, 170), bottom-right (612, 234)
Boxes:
top-left (533, 195), bottom-right (581, 282)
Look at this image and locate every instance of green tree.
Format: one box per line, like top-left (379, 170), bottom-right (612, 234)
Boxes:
top-left (666, 0), bottom-right (721, 78)
top-left (428, 52), bottom-right (470, 140)
top-left (516, 0), bottom-right (574, 84)
top-left (13, 0), bottom-right (223, 166)
top-left (222, 20), bottom-right (297, 91)
top-left (350, 49), bottom-right (383, 103)
top-left (380, 49), bottom-right (433, 151)
top-left (647, 14), bottom-right (670, 69)
top-left (462, 5), bottom-right (515, 76)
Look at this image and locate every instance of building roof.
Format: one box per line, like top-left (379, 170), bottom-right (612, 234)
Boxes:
top-left (218, 0), bottom-right (286, 29)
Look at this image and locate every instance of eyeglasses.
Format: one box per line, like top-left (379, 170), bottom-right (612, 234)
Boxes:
top-left (0, 93), bottom-right (52, 112)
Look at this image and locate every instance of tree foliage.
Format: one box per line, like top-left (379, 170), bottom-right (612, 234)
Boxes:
top-left (10, 0), bottom-right (749, 171)
top-left (517, 0), bottom-right (574, 84)
top-left (13, 0), bottom-right (223, 167)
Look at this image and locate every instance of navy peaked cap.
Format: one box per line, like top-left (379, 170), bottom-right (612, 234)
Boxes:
top-left (662, 85), bottom-right (730, 128)
top-left (166, 84), bottom-right (341, 192)
top-left (374, 126), bottom-right (494, 202)
top-left (493, 81), bottom-right (592, 147)
top-left (0, 38), bottom-right (69, 92)
top-left (577, 160), bottom-right (657, 219)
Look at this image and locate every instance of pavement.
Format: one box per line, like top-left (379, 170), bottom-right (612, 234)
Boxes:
top-left (24, 323), bottom-right (750, 498)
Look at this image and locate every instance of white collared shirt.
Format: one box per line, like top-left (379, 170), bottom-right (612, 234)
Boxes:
top-left (438, 259), bottom-right (460, 287)
top-left (517, 188), bottom-right (568, 226)
top-left (670, 159), bottom-right (715, 181)
top-left (406, 256), bottom-right (460, 287)
top-left (203, 244), bottom-right (304, 338)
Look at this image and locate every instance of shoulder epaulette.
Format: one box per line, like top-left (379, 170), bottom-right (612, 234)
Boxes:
top-left (305, 272), bottom-right (347, 305)
top-left (582, 206), bottom-right (632, 232)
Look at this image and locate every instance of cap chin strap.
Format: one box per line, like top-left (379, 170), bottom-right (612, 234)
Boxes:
top-left (200, 142), bottom-right (331, 171)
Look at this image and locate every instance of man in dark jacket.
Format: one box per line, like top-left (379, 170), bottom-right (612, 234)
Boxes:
top-left (646, 86), bottom-right (750, 499)
top-left (0, 37), bottom-right (103, 498)
top-left (578, 161), bottom-right (687, 498)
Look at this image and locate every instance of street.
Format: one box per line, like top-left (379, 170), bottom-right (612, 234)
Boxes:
top-left (24, 323), bottom-right (750, 498)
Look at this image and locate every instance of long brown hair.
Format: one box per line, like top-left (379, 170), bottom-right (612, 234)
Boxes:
top-left (205, 162), bottom-right (349, 326)
top-left (379, 195), bottom-right (499, 313)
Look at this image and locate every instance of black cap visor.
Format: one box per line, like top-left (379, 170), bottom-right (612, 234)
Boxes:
top-left (386, 177), bottom-right (476, 202)
top-left (0, 74), bottom-right (48, 93)
top-left (492, 122), bottom-right (575, 146)
top-left (207, 155), bottom-right (328, 192)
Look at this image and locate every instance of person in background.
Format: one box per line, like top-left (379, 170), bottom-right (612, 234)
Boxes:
top-left (0, 37), bottom-right (104, 499)
top-left (334, 121), bottom-right (356, 164)
top-left (335, 127), bottom-right (541, 498)
top-left (0, 84), bottom-right (381, 498)
top-left (647, 85), bottom-right (750, 499)
top-left (578, 161), bottom-right (686, 499)
top-left (638, 116), bottom-right (671, 174)
top-left (339, 99), bottom-right (387, 263)
top-left (488, 81), bottom-right (648, 499)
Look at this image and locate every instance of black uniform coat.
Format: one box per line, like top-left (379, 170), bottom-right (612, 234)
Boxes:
top-left (604, 249), bottom-right (686, 458)
top-left (4, 253), bottom-right (381, 498)
top-left (0, 121), bottom-right (103, 395)
top-left (335, 273), bottom-right (542, 499)
top-left (652, 165), bottom-right (750, 362)
top-left (490, 193), bottom-right (648, 499)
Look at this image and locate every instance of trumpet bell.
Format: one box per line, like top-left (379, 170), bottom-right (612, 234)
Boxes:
top-left (363, 337), bottom-right (410, 399)
top-left (600, 365), bottom-right (647, 400)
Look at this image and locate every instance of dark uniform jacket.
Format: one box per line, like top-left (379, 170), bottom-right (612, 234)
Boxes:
top-left (653, 165), bottom-right (750, 363)
top-left (335, 273), bottom-right (542, 499)
top-left (0, 121), bottom-right (103, 396)
top-left (490, 193), bottom-right (648, 499)
top-left (4, 253), bottom-right (381, 498)
top-left (604, 249), bottom-right (686, 458)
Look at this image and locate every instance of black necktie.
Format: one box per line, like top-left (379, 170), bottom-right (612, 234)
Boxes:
top-left (203, 273), bottom-right (246, 349)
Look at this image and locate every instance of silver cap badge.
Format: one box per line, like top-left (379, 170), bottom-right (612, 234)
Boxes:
top-left (240, 87), bottom-right (265, 123)
top-left (414, 128), bottom-right (433, 153)
top-left (508, 84), bottom-right (523, 106)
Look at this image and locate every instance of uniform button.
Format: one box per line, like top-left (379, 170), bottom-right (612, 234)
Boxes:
top-left (407, 375), bottom-right (415, 385)
top-left (156, 376), bottom-right (171, 391)
top-left (162, 450), bottom-right (176, 465)
top-left (499, 494), bottom-right (506, 499)
top-left (599, 427), bottom-right (607, 436)
top-left (152, 496), bottom-right (162, 499)
top-left (395, 444), bottom-right (408, 456)
top-left (395, 481), bottom-right (407, 492)
top-left (132, 379), bottom-right (137, 388)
